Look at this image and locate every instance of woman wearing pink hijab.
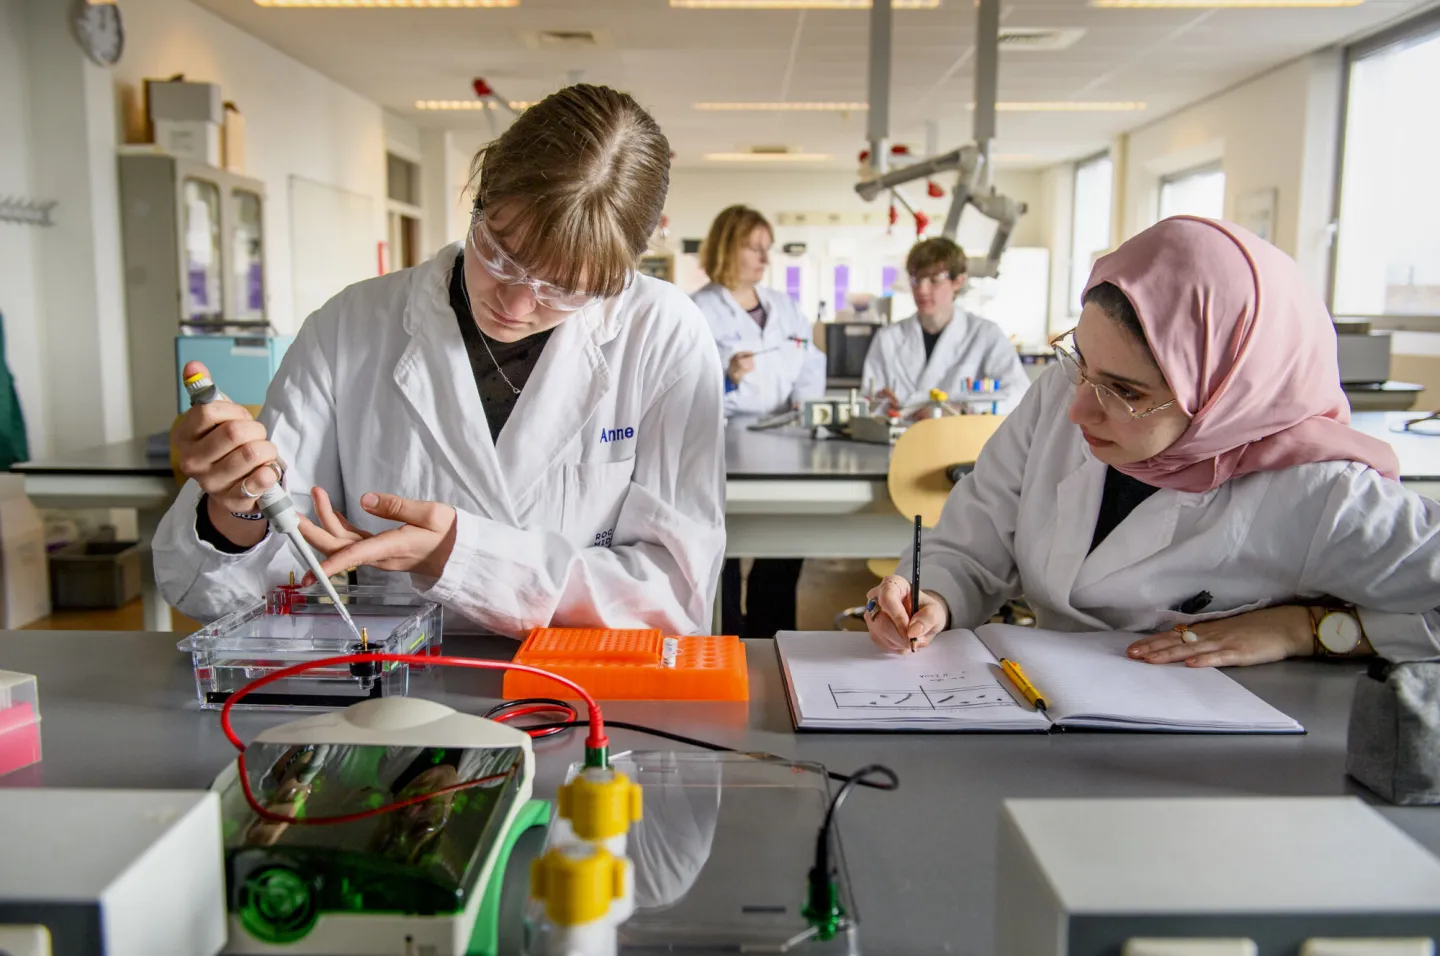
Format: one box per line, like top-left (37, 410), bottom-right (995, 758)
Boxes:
top-left (866, 216), bottom-right (1440, 666)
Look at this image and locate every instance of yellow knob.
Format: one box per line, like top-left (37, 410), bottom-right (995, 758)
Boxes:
top-left (929, 388), bottom-right (949, 402)
top-left (529, 844), bottom-right (627, 927)
top-left (556, 768), bottom-right (643, 842)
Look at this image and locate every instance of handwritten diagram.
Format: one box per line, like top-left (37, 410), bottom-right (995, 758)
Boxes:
top-left (828, 683), bottom-right (1016, 711)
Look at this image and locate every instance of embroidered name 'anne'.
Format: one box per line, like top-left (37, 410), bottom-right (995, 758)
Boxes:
top-left (599, 426), bottom-right (635, 443)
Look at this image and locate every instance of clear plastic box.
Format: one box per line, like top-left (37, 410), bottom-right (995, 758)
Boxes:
top-left (530, 751), bottom-right (860, 954)
top-left (0, 670), bottom-right (41, 776)
top-left (177, 584), bottom-right (442, 710)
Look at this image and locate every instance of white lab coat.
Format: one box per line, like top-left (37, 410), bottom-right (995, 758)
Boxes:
top-left (691, 282), bottom-right (826, 417)
top-left (861, 310), bottom-right (1030, 413)
top-left (154, 245), bottom-right (727, 637)
top-left (913, 365), bottom-right (1440, 662)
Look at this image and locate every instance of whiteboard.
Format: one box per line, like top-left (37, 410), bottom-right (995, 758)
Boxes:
top-left (289, 176), bottom-right (376, 323)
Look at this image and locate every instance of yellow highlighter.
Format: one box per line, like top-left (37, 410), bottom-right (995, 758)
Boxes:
top-left (999, 658), bottom-right (1048, 713)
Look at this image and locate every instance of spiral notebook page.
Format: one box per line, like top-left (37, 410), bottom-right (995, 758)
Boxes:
top-left (774, 631), bottom-right (1049, 731)
top-left (974, 625), bottom-right (1304, 733)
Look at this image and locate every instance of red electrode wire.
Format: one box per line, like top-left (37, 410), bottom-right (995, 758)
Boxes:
top-left (220, 653), bottom-right (607, 826)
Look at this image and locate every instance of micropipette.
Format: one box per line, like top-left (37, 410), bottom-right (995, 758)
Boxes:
top-left (184, 372), bottom-right (363, 643)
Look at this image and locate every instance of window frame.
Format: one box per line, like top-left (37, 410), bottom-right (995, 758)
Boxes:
top-left (1067, 150), bottom-right (1114, 319)
top-left (1327, 7), bottom-right (1440, 327)
top-left (1157, 161), bottom-right (1226, 222)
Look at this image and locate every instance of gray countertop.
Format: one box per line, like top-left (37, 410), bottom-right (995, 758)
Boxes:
top-left (11, 437), bottom-right (172, 477)
top-left (725, 416), bottom-right (893, 480)
top-left (2, 629), bottom-right (1435, 955)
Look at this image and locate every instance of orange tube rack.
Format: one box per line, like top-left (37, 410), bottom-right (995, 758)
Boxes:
top-left (502, 628), bottom-right (749, 701)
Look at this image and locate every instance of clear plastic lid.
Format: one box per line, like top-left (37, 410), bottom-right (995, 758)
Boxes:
top-left (177, 585), bottom-right (442, 710)
top-left (537, 751), bottom-right (860, 954)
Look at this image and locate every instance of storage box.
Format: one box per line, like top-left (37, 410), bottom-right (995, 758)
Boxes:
top-left (0, 475), bottom-right (50, 628)
top-left (0, 670), bottom-right (40, 777)
top-left (0, 789), bottom-right (226, 956)
top-left (222, 101), bottom-right (245, 173)
top-left (147, 78), bottom-right (223, 123)
top-left (48, 539), bottom-right (142, 610)
top-left (154, 118), bottom-right (222, 166)
top-left (147, 79), bottom-right (224, 167)
top-left (996, 797), bottom-right (1440, 956)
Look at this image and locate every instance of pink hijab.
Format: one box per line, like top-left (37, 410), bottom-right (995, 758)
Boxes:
top-left (1084, 216), bottom-right (1399, 492)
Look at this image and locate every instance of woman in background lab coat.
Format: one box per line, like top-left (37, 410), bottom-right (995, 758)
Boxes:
top-left (154, 85), bottom-right (726, 637)
top-left (868, 216), bottom-right (1440, 666)
top-left (861, 236), bottom-right (1029, 414)
top-left (693, 205), bottom-right (825, 637)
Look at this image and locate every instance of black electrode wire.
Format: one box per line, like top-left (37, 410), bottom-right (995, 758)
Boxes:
top-left (501, 716), bottom-right (898, 789)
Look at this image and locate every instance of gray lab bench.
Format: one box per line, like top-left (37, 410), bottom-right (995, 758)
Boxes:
top-left (722, 410), bottom-right (1440, 561)
top-left (12, 411), bottom-right (1440, 605)
top-left (3, 629), bottom-right (1438, 955)
top-left (724, 415), bottom-right (912, 561)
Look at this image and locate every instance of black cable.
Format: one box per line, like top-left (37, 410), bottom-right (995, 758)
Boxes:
top-left (508, 718), bottom-right (896, 788)
top-left (481, 698), bottom-right (577, 739)
top-left (806, 764), bottom-right (898, 935)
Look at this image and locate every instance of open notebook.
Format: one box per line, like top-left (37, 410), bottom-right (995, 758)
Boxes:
top-left (775, 626), bottom-right (1303, 734)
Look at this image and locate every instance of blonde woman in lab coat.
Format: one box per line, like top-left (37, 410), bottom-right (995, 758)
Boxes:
top-left (868, 216), bottom-right (1440, 666)
top-left (861, 236), bottom-right (1030, 414)
top-left (692, 205), bottom-right (825, 637)
top-left (155, 85), bottom-right (726, 637)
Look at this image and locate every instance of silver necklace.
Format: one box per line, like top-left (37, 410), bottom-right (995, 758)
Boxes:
top-left (460, 265), bottom-right (521, 396)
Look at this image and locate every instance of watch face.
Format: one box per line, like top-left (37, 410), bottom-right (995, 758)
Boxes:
top-left (1318, 611), bottom-right (1362, 654)
top-left (72, 0), bottom-right (124, 67)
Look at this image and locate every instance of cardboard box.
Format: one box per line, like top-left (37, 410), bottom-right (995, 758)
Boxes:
top-left (222, 101), bottom-right (245, 173)
top-left (154, 118), bottom-right (221, 167)
top-left (146, 79), bottom-right (223, 123)
top-left (0, 476), bottom-right (50, 629)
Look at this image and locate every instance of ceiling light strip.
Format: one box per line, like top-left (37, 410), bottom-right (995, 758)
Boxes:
top-left (671, 0), bottom-right (938, 7)
top-left (258, 0), bottom-right (518, 6)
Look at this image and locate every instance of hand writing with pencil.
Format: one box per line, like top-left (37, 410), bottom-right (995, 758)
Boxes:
top-left (864, 576), bottom-right (948, 654)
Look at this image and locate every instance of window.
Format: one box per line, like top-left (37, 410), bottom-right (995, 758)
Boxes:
top-left (385, 151), bottom-right (422, 273)
top-left (1069, 152), bottom-right (1114, 315)
top-left (1159, 164), bottom-right (1226, 221)
top-left (1333, 14), bottom-right (1440, 319)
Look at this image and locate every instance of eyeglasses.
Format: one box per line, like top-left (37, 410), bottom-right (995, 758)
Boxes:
top-left (909, 271), bottom-right (955, 289)
top-left (1051, 329), bottom-right (1177, 421)
top-left (467, 208), bottom-right (602, 312)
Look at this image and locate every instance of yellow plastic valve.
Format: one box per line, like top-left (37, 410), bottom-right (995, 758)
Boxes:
top-left (556, 768), bottom-right (643, 842)
top-left (529, 844), bottom-right (628, 927)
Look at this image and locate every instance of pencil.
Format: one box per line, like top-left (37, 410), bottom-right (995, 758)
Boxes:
top-left (911, 514), bottom-right (921, 654)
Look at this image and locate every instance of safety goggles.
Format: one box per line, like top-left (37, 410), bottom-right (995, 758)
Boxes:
top-left (466, 207), bottom-right (601, 312)
top-left (1050, 328), bottom-right (1177, 421)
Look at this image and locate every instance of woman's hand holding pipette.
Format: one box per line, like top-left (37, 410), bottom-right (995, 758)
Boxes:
top-left (173, 361), bottom-right (280, 547)
top-left (299, 486), bottom-right (457, 580)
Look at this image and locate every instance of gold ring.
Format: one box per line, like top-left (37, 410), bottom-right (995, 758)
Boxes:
top-left (1174, 625), bottom-right (1199, 644)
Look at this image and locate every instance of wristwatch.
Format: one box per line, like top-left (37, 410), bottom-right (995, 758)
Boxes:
top-left (1310, 606), bottom-right (1367, 657)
